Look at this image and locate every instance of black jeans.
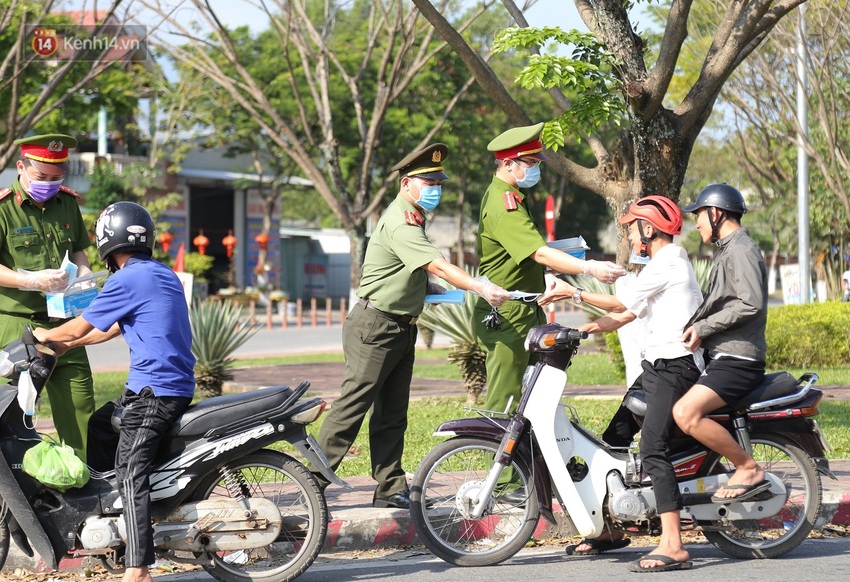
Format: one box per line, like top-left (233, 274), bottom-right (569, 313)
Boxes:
top-left (88, 388), bottom-right (191, 568)
top-left (601, 355), bottom-right (701, 513)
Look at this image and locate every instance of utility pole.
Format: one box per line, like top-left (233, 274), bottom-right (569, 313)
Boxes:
top-left (796, 4), bottom-right (810, 303)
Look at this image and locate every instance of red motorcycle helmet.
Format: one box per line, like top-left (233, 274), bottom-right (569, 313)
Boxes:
top-left (618, 195), bottom-right (684, 236)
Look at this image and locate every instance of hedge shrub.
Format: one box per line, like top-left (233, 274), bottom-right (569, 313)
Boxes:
top-left (601, 302), bottom-right (850, 373)
top-left (766, 302), bottom-right (850, 368)
top-left (603, 331), bottom-right (627, 382)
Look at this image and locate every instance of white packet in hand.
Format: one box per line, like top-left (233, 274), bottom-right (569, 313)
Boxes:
top-left (60, 250), bottom-right (78, 284)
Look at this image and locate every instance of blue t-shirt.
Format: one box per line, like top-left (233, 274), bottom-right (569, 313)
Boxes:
top-left (83, 256), bottom-right (195, 398)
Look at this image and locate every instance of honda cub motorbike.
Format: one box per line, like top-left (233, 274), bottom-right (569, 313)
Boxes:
top-left (0, 327), bottom-right (347, 582)
top-left (410, 323), bottom-right (833, 566)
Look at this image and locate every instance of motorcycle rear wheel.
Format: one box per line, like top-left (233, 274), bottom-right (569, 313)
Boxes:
top-left (190, 450), bottom-right (327, 582)
top-left (410, 437), bottom-right (539, 566)
top-left (698, 433), bottom-right (822, 559)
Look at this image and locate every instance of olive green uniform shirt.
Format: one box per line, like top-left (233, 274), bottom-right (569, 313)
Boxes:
top-left (315, 193), bottom-right (441, 498)
top-left (475, 175), bottom-right (546, 413)
top-left (477, 176), bottom-right (547, 292)
top-left (357, 194), bottom-right (443, 316)
top-left (0, 179), bottom-right (91, 315)
top-left (0, 178), bottom-right (94, 460)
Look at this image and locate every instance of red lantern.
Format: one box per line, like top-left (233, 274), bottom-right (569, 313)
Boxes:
top-left (222, 230), bottom-right (237, 259)
top-left (255, 232), bottom-right (270, 251)
top-left (158, 231), bottom-right (174, 254)
top-left (193, 230), bottom-right (210, 255)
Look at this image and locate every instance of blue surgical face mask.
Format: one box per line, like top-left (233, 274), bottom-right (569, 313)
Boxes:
top-left (415, 183), bottom-right (442, 211)
top-left (515, 164), bottom-right (541, 188)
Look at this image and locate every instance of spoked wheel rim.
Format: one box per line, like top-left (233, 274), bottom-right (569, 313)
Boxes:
top-left (411, 438), bottom-right (539, 565)
top-left (700, 434), bottom-right (821, 558)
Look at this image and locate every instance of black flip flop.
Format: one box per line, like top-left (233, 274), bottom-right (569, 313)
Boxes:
top-left (565, 537), bottom-right (631, 556)
top-left (628, 554), bottom-right (693, 573)
top-left (711, 479), bottom-right (771, 503)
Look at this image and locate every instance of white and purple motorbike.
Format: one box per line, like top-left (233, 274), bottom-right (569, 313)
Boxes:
top-left (410, 323), bottom-right (832, 566)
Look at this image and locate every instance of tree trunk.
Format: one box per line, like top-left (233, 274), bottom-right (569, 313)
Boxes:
top-left (608, 111), bottom-right (696, 263)
top-left (455, 186), bottom-right (466, 269)
top-left (347, 223), bottom-right (368, 293)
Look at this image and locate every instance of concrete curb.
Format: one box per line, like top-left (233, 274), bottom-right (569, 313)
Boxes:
top-left (322, 505), bottom-right (579, 553)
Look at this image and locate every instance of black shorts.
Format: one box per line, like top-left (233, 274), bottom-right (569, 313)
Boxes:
top-left (698, 355), bottom-right (765, 404)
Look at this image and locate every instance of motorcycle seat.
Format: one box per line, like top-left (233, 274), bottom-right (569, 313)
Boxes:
top-left (720, 371), bottom-right (799, 411)
top-left (622, 371), bottom-right (800, 417)
top-left (168, 384), bottom-right (297, 437)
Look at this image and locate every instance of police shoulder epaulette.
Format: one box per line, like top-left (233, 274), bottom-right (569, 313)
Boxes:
top-left (404, 210), bottom-right (424, 226)
top-left (59, 184), bottom-right (80, 198)
top-left (0, 187), bottom-right (12, 200)
top-left (503, 191), bottom-right (520, 211)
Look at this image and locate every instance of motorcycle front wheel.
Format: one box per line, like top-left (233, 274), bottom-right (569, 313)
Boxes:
top-left (191, 450), bottom-right (328, 582)
top-left (699, 433), bottom-right (822, 559)
top-left (410, 437), bottom-right (539, 566)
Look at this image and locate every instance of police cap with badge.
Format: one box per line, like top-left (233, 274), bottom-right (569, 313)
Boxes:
top-left (487, 122), bottom-right (548, 161)
top-left (392, 144), bottom-right (450, 225)
top-left (14, 134), bottom-right (78, 176)
top-left (392, 143), bottom-right (450, 181)
top-left (488, 123), bottom-right (547, 211)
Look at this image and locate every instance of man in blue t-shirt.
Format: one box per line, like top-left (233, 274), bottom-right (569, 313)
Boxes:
top-left (35, 202), bottom-right (194, 582)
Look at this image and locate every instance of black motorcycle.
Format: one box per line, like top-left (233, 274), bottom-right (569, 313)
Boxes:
top-left (0, 327), bottom-right (346, 582)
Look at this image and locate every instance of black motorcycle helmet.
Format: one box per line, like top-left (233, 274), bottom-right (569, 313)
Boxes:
top-left (682, 183), bottom-right (747, 243)
top-left (682, 183), bottom-right (748, 215)
top-left (95, 201), bottom-right (156, 272)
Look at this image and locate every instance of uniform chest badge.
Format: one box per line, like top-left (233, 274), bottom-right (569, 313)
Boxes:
top-left (404, 210), bottom-right (424, 226)
top-left (503, 191), bottom-right (521, 211)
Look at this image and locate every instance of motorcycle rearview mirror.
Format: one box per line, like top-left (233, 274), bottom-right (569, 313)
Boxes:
top-left (21, 325), bottom-right (56, 356)
top-left (21, 325), bottom-right (36, 346)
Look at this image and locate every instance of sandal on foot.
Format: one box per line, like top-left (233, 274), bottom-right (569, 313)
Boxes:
top-left (711, 479), bottom-right (771, 503)
top-left (565, 537), bottom-right (630, 556)
top-left (628, 554), bottom-right (693, 573)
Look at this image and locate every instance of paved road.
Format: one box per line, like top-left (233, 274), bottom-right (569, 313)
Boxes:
top-left (141, 538), bottom-right (850, 582)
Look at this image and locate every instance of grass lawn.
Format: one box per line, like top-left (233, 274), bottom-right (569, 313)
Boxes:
top-left (35, 350), bottom-right (850, 476)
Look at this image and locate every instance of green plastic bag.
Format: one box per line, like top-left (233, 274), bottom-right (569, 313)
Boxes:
top-left (22, 439), bottom-right (90, 491)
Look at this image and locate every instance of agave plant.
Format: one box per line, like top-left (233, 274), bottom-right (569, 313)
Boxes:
top-left (189, 299), bottom-right (260, 397)
top-left (691, 258), bottom-right (712, 293)
top-left (417, 288), bottom-right (486, 404)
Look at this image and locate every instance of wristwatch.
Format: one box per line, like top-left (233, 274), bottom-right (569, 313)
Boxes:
top-left (572, 287), bottom-right (584, 304)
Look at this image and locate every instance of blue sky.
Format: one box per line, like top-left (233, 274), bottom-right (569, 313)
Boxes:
top-left (193, 0), bottom-right (587, 32)
top-left (54, 0), bottom-right (592, 138)
top-left (57, 0), bottom-right (587, 34)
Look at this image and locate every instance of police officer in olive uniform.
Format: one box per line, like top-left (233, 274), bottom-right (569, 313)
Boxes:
top-left (315, 144), bottom-right (510, 509)
top-left (475, 123), bottom-right (626, 414)
top-left (0, 134), bottom-right (95, 459)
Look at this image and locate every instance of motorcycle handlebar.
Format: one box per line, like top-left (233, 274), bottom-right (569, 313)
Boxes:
top-left (563, 329), bottom-right (589, 342)
top-left (527, 325), bottom-right (588, 352)
top-left (29, 359), bottom-right (52, 380)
